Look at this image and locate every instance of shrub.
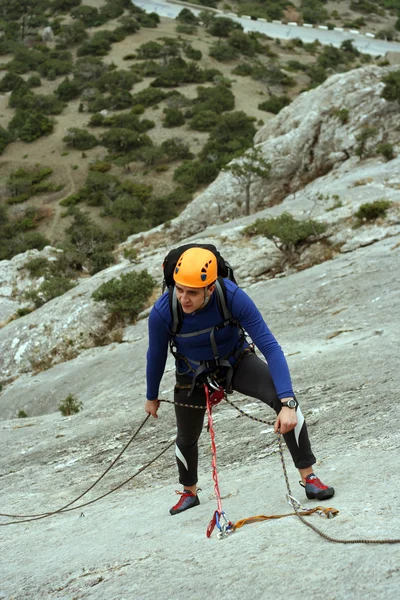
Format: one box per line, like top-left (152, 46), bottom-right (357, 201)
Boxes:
top-left (63, 128), bottom-right (98, 150)
top-left (8, 110), bottom-right (54, 142)
top-left (183, 45), bottom-right (202, 61)
top-left (55, 77), bottom-right (81, 101)
top-left (354, 200), bottom-right (392, 223)
top-left (161, 138), bottom-right (193, 161)
top-left (209, 42), bottom-right (238, 62)
top-left (163, 108), bottom-right (185, 127)
top-left (58, 394), bottom-right (83, 416)
top-left (100, 128), bottom-right (152, 153)
top-left (6, 166), bottom-right (54, 199)
top-left (381, 71), bottom-right (400, 104)
top-left (27, 75), bottom-right (42, 88)
top-left (132, 87), bottom-right (167, 107)
top-left (58, 20), bottom-right (89, 46)
top-left (0, 126), bottom-right (11, 154)
top-left (189, 109), bottom-right (219, 131)
top-left (258, 95), bottom-right (291, 114)
top-left (244, 213), bottom-right (327, 260)
top-left (192, 85), bottom-right (235, 115)
top-left (0, 72), bottom-right (24, 93)
top-left (24, 257), bottom-right (51, 278)
top-left (207, 17), bottom-right (242, 38)
top-left (177, 8), bottom-right (199, 24)
top-left (92, 270), bottom-right (156, 321)
top-left (355, 127), bottom-right (377, 158)
top-left (377, 143), bottom-right (395, 161)
top-left (25, 276), bottom-right (76, 308)
top-left (17, 410), bottom-right (28, 418)
top-left (232, 63), bottom-right (253, 77)
top-left (331, 108), bottom-right (349, 125)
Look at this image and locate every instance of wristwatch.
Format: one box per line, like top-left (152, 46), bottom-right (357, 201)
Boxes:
top-left (280, 398), bottom-right (298, 410)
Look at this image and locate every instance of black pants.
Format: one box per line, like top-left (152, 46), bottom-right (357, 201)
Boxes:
top-left (174, 352), bottom-right (316, 487)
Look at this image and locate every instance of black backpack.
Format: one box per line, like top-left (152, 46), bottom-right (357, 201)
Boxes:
top-left (162, 243), bottom-right (237, 335)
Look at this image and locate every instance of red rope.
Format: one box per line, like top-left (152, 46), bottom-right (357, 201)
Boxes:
top-left (204, 383), bottom-right (233, 538)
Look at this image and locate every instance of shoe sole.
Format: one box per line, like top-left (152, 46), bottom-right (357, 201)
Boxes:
top-left (306, 488), bottom-right (335, 501)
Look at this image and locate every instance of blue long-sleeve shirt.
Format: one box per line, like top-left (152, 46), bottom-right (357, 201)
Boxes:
top-left (146, 279), bottom-right (294, 400)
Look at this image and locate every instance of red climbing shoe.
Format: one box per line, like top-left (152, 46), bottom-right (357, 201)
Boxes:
top-left (302, 474), bottom-right (335, 500)
top-left (169, 490), bottom-right (200, 515)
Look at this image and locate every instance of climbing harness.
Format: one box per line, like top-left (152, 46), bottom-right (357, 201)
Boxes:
top-left (204, 378), bottom-right (234, 539)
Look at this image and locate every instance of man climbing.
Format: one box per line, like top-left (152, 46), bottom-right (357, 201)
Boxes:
top-left (145, 246), bottom-right (334, 515)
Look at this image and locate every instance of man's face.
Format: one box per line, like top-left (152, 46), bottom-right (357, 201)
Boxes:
top-left (175, 283), bottom-right (215, 314)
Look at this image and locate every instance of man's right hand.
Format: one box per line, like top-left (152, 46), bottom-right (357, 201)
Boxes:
top-left (145, 399), bottom-right (160, 418)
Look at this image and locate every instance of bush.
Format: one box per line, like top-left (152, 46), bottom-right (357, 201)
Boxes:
top-left (331, 108), bottom-right (349, 125)
top-left (27, 75), bottom-right (42, 88)
top-left (0, 126), bottom-right (11, 154)
top-left (163, 108), bottom-right (185, 127)
top-left (92, 270), bottom-right (155, 321)
top-left (354, 200), bottom-right (392, 223)
top-left (377, 143), bottom-right (395, 161)
top-left (177, 8), bottom-right (199, 24)
top-left (192, 85), bottom-right (235, 115)
top-left (55, 77), bottom-right (81, 101)
top-left (189, 109), bottom-right (219, 131)
top-left (381, 71), bottom-right (400, 104)
top-left (0, 71), bottom-right (24, 93)
top-left (8, 110), bottom-right (54, 142)
top-left (209, 42), bottom-right (238, 62)
top-left (63, 128), bottom-right (98, 150)
top-left (207, 17), bottom-right (242, 38)
top-left (26, 276), bottom-right (76, 308)
top-left (355, 127), bottom-right (377, 158)
top-left (161, 138), bottom-right (193, 161)
top-left (258, 95), bottom-right (291, 115)
top-left (244, 213), bottom-right (327, 259)
top-left (24, 257), bottom-right (51, 278)
top-left (232, 63), bottom-right (253, 77)
top-left (6, 166), bottom-right (54, 199)
top-left (183, 45), bottom-right (202, 61)
top-left (132, 87), bottom-right (167, 107)
top-left (58, 394), bottom-right (82, 416)
top-left (100, 128), bottom-right (152, 153)
top-left (58, 20), bottom-right (89, 46)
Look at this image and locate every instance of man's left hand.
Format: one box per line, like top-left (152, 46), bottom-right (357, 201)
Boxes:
top-left (274, 407), bottom-right (297, 434)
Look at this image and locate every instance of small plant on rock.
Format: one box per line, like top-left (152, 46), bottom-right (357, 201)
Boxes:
top-left (59, 393), bottom-right (83, 416)
top-left (354, 200), bottom-right (392, 224)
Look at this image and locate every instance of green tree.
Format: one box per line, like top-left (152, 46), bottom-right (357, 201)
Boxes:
top-left (223, 146), bottom-right (271, 216)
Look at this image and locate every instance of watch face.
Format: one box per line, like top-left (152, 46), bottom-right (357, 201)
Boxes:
top-left (287, 399), bottom-right (297, 408)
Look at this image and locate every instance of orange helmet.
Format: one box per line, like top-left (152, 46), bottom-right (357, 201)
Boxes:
top-left (173, 247), bottom-right (217, 288)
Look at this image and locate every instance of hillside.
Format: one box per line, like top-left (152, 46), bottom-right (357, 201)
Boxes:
top-left (1, 0), bottom-right (399, 267)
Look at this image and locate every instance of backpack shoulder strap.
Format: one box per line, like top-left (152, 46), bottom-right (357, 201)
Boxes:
top-left (169, 286), bottom-right (182, 335)
top-left (214, 277), bottom-right (232, 322)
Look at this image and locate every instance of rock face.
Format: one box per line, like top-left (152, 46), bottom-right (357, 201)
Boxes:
top-left (1, 236), bottom-right (399, 599)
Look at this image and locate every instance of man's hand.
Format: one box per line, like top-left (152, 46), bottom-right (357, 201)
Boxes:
top-left (145, 399), bottom-right (160, 419)
top-left (274, 407), bottom-right (297, 434)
